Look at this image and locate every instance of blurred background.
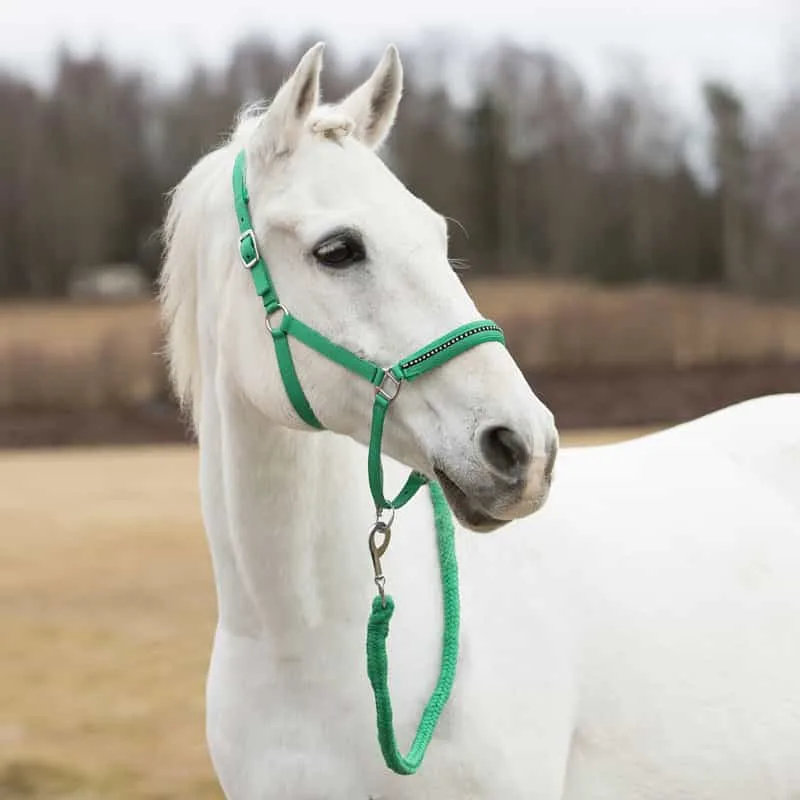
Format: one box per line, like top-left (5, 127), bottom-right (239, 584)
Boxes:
top-left (1, 1), bottom-right (799, 797)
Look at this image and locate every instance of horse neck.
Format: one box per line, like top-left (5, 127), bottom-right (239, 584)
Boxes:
top-left (200, 379), bottom-right (373, 643)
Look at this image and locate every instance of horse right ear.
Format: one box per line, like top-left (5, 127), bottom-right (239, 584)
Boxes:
top-left (251, 42), bottom-right (324, 160)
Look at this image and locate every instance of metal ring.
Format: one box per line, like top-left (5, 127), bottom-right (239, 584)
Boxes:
top-left (375, 506), bottom-right (396, 529)
top-left (264, 304), bottom-right (289, 333)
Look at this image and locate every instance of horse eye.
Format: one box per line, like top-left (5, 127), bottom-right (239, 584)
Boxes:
top-left (313, 234), bottom-right (365, 268)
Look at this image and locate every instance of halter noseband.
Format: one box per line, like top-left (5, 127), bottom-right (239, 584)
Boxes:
top-left (232, 149), bottom-right (505, 513)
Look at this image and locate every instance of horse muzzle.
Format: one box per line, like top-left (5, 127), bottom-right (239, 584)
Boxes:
top-left (435, 423), bottom-right (557, 532)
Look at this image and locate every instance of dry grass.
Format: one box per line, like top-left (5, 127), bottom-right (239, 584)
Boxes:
top-left (467, 277), bottom-right (800, 369)
top-left (0, 446), bottom-right (219, 799)
top-left (1, 279), bottom-right (799, 410)
top-left (0, 429), bottom-right (639, 798)
top-left (0, 301), bottom-right (159, 355)
top-left (0, 301), bottom-right (164, 411)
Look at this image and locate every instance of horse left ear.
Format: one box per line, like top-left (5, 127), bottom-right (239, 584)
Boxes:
top-left (252, 42), bottom-right (324, 160)
top-left (339, 45), bottom-right (403, 150)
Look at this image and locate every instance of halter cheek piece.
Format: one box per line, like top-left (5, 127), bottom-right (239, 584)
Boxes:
top-left (233, 150), bottom-right (504, 512)
top-left (232, 148), bottom-right (506, 775)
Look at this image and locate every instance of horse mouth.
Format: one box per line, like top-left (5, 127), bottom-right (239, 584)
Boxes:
top-left (434, 468), bottom-right (509, 533)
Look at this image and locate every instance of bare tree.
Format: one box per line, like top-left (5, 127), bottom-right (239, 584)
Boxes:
top-left (0, 34), bottom-right (798, 299)
top-left (704, 81), bottom-right (752, 290)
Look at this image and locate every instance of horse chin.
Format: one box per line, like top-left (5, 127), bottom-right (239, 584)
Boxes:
top-left (434, 469), bottom-right (510, 533)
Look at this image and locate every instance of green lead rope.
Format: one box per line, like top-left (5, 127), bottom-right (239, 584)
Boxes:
top-left (232, 147), bottom-right (505, 777)
top-left (366, 481), bottom-right (459, 775)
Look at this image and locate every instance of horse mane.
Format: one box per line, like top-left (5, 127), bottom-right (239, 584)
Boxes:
top-left (159, 100), bottom-right (354, 430)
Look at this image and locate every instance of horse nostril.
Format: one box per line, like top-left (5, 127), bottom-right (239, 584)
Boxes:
top-left (480, 425), bottom-right (531, 478)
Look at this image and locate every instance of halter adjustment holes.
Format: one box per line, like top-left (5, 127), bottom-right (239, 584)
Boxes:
top-left (312, 228), bottom-right (366, 269)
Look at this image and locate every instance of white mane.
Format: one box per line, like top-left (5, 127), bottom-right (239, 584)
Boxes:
top-left (158, 102), bottom-right (355, 428)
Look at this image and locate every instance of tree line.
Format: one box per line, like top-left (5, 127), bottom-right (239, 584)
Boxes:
top-left (1, 36), bottom-right (798, 298)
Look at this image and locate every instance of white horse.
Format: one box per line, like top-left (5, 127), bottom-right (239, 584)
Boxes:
top-left (160, 42), bottom-right (800, 799)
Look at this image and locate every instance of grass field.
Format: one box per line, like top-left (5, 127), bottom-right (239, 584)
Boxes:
top-left (0, 430), bottom-right (645, 798)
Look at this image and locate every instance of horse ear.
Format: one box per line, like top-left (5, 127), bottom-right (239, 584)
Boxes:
top-left (252, 42), bottom-right (324, 159)
top-left (339, 45), bottom-right (403, 150)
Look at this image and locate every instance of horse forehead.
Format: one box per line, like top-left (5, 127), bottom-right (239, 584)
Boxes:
top-left (290, 137), bottom-right (433, 221)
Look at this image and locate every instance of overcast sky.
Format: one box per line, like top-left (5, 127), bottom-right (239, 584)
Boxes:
top-left (3, 0), bottom-right (798, 116)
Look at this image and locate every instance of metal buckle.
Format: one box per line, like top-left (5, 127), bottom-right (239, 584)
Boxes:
top-left (238, 229), bottom-right (260, 269)
top-left (376, 369), bottom-right (401, 402)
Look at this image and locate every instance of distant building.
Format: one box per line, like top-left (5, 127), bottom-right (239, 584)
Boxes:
top-left (69, 263), bottom-right (150, 300)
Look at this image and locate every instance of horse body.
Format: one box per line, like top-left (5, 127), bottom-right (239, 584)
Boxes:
top-left (201, 387), bottom-right (800, 799)
top-left (543, 412), bottom-right (800, 798)
top-left (159, 42), bottom-right (800, 799)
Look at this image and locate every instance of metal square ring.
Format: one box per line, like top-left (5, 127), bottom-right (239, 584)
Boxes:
top-left (376, 370), bottom-right (402, 402)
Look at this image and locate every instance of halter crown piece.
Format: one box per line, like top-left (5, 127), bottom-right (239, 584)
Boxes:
top-left (232, 148), bottom-right (506, 775)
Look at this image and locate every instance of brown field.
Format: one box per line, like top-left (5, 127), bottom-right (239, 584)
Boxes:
top-left (1, 278), bottom-right (799, 411)
top-left (0, 430), bottom-right (643, 798)
top-left (467, 276), bottom-right (800, 369)
top-left (0, 301), bottom-right (163, 411)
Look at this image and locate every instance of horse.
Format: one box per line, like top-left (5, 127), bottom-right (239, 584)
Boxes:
top-left (159, 42), bottom-right (800, 799)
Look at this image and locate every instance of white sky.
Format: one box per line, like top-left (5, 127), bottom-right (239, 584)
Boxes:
top-left (2, 0), bottom-right (798, 117)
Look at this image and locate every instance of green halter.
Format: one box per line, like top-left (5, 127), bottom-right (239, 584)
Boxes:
top-left (232, 148), bottom-right (505, 774)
